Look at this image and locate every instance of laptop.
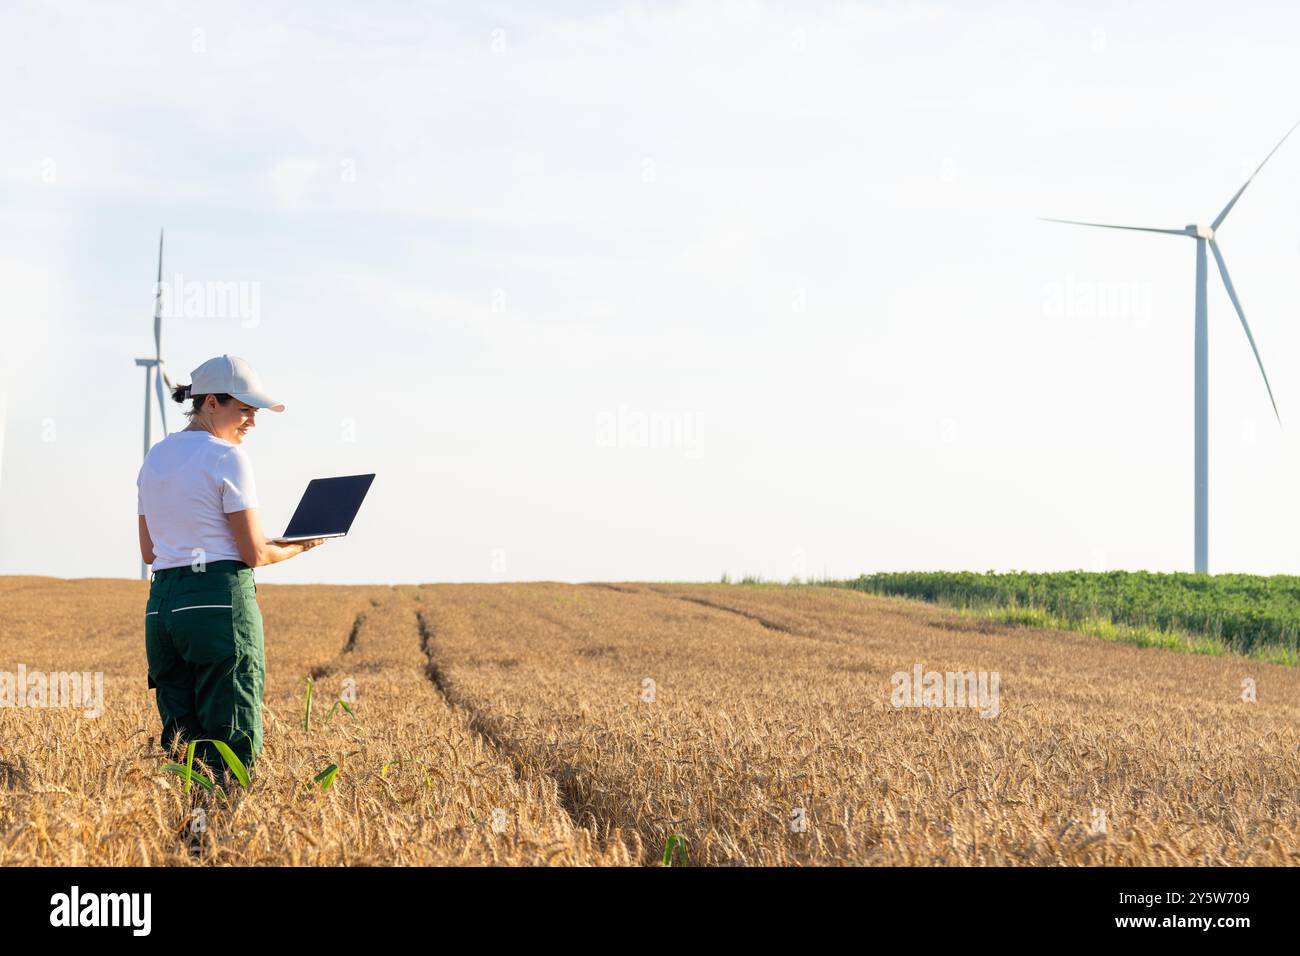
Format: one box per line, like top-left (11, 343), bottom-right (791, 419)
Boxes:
top-left (272, 474), bottom-right (375, 543)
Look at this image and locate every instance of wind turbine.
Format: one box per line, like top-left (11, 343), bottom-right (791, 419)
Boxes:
top-left (1044, 120), bottom-right (1298, 575)
top-left (134, 229), bottom-right (174, 579)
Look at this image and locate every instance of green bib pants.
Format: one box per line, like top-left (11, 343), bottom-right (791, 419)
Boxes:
top-left (145, 560), bottom-right (265, 777)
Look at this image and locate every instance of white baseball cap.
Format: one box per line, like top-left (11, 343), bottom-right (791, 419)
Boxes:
top-left (187, 354), bottom-right (285, 412)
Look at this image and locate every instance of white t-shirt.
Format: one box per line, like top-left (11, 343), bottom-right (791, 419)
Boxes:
top-left (137, 430), bottom-right (260, 571)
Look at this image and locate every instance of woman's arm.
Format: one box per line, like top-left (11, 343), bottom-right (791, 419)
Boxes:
top-left (226, 507), bottom-right (325, 568)
top-left (138, 515), bottom-right (155, 565)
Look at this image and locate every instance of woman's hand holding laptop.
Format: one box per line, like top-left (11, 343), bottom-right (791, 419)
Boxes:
top-left (268, 536), bottom-right (329, 551)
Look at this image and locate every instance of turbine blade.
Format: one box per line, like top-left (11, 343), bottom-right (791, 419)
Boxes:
top-left (1212, 118), bottom-right (1300, 230)
top-left (154, 365), bottom-right (169, 435)
top-left (1039, 217), bottom-right (1187, 236)
top-left (153, 229), bottom-right (164, 360)
top-left (143, 367), bottom-right (152, 459)
top-left (1210, 240), bottom-right (1281, 424)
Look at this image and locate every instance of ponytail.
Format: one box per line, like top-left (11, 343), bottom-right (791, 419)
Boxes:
top-left (174, 387), bottom-right (233, 421)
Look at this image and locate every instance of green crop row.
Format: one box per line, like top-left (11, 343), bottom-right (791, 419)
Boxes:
top-left (831, 571), bottom-right (1300, 663)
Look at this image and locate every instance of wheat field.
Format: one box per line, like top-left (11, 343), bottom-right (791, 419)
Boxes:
top-left (0, 576), bottom-right (1296, 866)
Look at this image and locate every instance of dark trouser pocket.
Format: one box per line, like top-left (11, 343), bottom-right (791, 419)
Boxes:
top-left (145, 608), bottom-right (162, 690)
top-left (169, 599), bottom-right (239, 664)
top-left (217, 586), bottom-right (264, 772)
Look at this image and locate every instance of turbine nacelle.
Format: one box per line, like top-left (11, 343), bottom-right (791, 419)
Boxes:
top-left (1187, 224), bottom-right (1214, 239)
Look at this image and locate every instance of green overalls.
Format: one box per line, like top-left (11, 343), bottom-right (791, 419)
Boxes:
top-left (145, 560), bottom-right (265, 779)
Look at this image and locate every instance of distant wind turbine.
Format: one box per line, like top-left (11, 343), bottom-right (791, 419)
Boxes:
top-left (1043, 120), bottom-right (1299, 575)
top-left (134, 229), bottom-right (174, 580)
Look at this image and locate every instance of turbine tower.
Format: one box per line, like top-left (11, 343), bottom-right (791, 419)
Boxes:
top-left (135, 229), bottom-right (174, 580)
top-left (1044, 120), bottom-right (1298, 575)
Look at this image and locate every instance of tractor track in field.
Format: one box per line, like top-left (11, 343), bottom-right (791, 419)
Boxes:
top-left (412, 604), bottom-right (605, 847)
top-left (597, 582), bottom-right (972, 646)
top-left (307, 595), bottom-right (384, 680)
top-left (586, 582), bottom-right (642, 594)
top-left (309, 611), bottom-right (364, 679)
top-left (642, 587), bottom-right (798, 635)
top-left (586, 581), bottom-right (798, 634)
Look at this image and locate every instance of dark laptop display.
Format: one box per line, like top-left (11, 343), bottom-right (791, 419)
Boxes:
top-left (279, 474), bottom-right (375, 541)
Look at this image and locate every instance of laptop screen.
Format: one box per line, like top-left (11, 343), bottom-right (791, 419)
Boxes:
top-left (283, 474), bottom-right (375, 538)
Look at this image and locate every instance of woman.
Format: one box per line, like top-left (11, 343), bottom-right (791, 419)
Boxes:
top-left (137, 354), bottom-right (325, 781)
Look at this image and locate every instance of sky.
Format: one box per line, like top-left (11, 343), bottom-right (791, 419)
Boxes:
top-left (4, 0), bottom-right (1300, 584)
